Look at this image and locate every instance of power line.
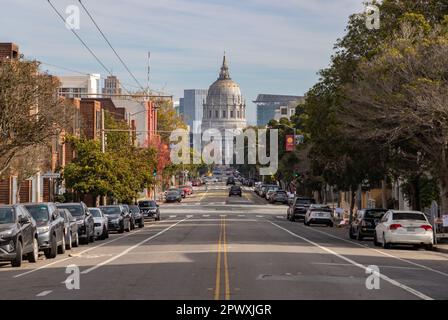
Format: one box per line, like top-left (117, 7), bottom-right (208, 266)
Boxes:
top-left (78, 0), bottom-right (146, 92)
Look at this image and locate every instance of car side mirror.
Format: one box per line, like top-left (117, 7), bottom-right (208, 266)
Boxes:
top-left (20, 216), bottom-right (30, 224)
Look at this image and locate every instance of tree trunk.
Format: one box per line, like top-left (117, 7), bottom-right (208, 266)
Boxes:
top-left (381, 177), bottom-right (387, 209)
top-left (95, 196), bottom-right (100, 207)
top-left (16, 181), bottom-right (21, 204)
top-left (440, 174), bottom-right (448, 216)
top-left (349, 189), bottom-right (356, 224)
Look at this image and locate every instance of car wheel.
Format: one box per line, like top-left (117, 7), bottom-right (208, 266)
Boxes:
top-left (102, 226), bottom-right (108, 240)
top-left (383, 233), bottom-right (391, 249)
top-left (357, 232), bottom-right (363, 240)
top-left (27, 237), bottom-right (39, 263)
top-left (290, 216), bottom-right (295, 222)
top-left (373, 233), bottom-right (381, 247)
top-left (118, 225), bottom-right (125, 234)
top-left (11, 241), bottom-right (23, 268)
top-left (424, 244), bottom-right (433, 251)
top-left (139, 220), bottom-right (145, 228)
top-left (45, 235), bottom-right (57, 259)
top-left (58, 234), bottom-right (66, 254)
top-left (126, 222), bottom-right (131, 232)
top-left (349, 228), bottom-right (356, 240)
top-left (73, 233), bottom-right (79, 247)
top-left (328, 222), bottom-right (334, 228)
top-left (66, 232), bottom-right (73, 250)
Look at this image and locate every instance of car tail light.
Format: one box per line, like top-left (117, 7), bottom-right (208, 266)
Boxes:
top-left (420, 225), bottom-right (433, 231)
top-left (389, 224), bottom-right (402, 231)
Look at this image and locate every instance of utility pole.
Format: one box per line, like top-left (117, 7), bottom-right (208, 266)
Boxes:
top-left (101, 108), bottom-right (106, 205)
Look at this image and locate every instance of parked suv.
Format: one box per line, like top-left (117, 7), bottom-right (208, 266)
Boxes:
top-left (56, 203), bottom-right (95, 244)
top-left (349, 209), bottom-right (388, 240)
top-left (24, 203), bottom-right (66, 258)
top-left (0, 205), bottom-right (39, 267)
top-left (138, 201), bottom-right (160, 221)
top-left (287, 197), bottom-right (316, 221)
top-left (269, 190), bottom-right (288, 204)
top-left (100, 205), bottom-right (131, 233)
top-left (129, 205), bottom-right (145, 228)
top-left (304, 205), bottom-right (334, 227)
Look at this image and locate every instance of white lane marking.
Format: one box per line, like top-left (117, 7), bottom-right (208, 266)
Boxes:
top-left (169, 215), bottom-right (177, 218)
top-left (36, 290), bottom-right (52, 297)
top-left (198, 189), bottom-right (209, 203)
top-left (256, 215), bottom-right (264, 218)
top-left (187, 215), bottom-right (194, 218)
top-left (276, 216), bottom-right (284, 219)
top-left (220, 215), bottom-right (227, 217)
top-left (238, 215), bottom-right (246, 217)
top-left (269, 221), bottom-right (433, 300)
top-left (13, 225), bottom-right (151, 278)
top-left (312, 262), bottom-right (425, 271)
top-left (203, 215), bottom-right (210, 218)
top-left (81, 219), bottom-right (188, 275)
top-left (301, 225), bottom-right (448, 278)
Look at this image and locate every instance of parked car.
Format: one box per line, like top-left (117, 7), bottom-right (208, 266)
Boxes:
top-left (304, 206), bottom-right (334, 227)
top-left (374, 210), bottom-right (434, 250)
top-left (89, 208), bottom-right (109, 240)
top-left (349, 209), bottom-right (388, 240)
top-left (180, 186), bottom-right (192, 196)
top-left (138, 200), bottom-right (161, 221)
top-left (287, 197), bottom-right (316, 221)
top-left (56, 203), bottom-right (95, 244)
top-left (24, 203), bottom-right (66, 258)
top-left (229, 185), bottom-right (242, 197)
top-left (269, 190), bottom-right (288, 204)
top-left (121, 205), bottom-right (135, 230)
top-left (58, 208), bottom-right (79, 249)
top-left (0, 205), bottom-right (39, 267)
top-left (129, 205), bottom-right (145, 228)
top-left (100, 205), bottom-right (131, 233)
top-left (166, 190), bottom-right (183, 203)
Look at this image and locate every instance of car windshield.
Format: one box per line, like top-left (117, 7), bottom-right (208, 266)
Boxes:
top-left (129, 206), bottom-right (140, 213)
top-left (364, 210), bottom-right (387, 219)
top-left (57, 205), bottom-right (83, 217)
top-left (25, 205), bottom-right (50, 222)
top-left (0, 207), bottom-right (15, 224)
top-left (297, 199), bottom-right (315, 205)
top-left (139, 201), bottom-right (156, 208)
top-left (168, 191), bottom-right (179, 196)
top-left (276, 191), bottom-right (287, 195)
top-left (393, 212), bottom-right (426, 221)
top-left (89, 209), bottom-right (102, 218)
top-left (100, 207), bottom-right (121, 215)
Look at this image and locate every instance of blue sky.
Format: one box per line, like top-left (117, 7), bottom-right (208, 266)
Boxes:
top-left (1, 0), bottom-right (365, 125)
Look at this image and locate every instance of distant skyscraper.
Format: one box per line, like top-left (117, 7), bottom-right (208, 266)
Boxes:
top-left (181, 89), bottom-right (208, 130)
top-left (102, 75), bottom-right (122, 97)
top-left (253, 94), bottom-right (303, 126)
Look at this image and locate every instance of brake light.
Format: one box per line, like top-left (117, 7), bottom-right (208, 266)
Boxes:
top-left (420, 225), bottom-right (433, 231)
top-left (389, 224), bottom-right (402, 231)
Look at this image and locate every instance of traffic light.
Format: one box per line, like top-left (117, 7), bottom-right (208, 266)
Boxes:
top-left (153, 169), bottom-right (157, 177)
top-left (294, 172), bottom-right (300, 179)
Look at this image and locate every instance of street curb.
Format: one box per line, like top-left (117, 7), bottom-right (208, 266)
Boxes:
top-left (434, 246), bottom-right (448, 254)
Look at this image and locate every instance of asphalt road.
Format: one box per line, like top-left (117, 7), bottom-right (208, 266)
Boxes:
top-left (1, 183), bottom-right (448, 300)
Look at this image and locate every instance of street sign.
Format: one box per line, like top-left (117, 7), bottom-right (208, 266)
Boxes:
top-left (42, 172), bottom-right (61, 179)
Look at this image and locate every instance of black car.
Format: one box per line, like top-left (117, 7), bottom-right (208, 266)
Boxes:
top-left (226, 177), bottom-right (236, 186)
top-left (100, 205), bottom-right (131, 233)
top-left (166, 190), bottom-right (182, 203)
top-left (138, 201), bottom-right (161, 221)
top-left (0, 205), bottom-right (39, 267)
top-left (24, 203), bottom-right (66, 258)
top-left (287, 197), bottom-right (316, 221)
top-left (229, 186), bottom-right (242, 197)
top-left (349, 208), bottom-right (388, 240)
top-left (56, 203), bottom-right (95, 244)
top-left (129, 205), bottom-right (145, 228)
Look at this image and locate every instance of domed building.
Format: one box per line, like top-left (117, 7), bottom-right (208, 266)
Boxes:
top-left (202, 54), bottom-right (247, 134)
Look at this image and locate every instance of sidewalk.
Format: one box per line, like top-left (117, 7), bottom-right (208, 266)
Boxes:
top-left (434, 240), bottom-right (448, 254)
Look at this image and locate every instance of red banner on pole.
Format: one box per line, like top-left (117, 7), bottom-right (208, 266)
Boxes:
top-left (286, 135), bottom-right (295, 152)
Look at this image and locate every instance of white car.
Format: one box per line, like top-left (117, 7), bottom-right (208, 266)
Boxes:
top-left (304, 205), bottom-right (334, 227)
top-left (374, 210), bottom-right (434, 250)
top-left (89, 208), bottom-right (109, 240)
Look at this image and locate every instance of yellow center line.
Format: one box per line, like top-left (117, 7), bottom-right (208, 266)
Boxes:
top-left (223, 217), bottom-right (230, 300)
top-left (214, 217), bottom-right (223, 300)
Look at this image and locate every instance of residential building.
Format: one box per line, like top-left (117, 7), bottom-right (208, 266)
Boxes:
top-left (180, 89), bottom-right (208, 130)
top-left (58, 74), bottom-right (101, 98)
top-left (0, 42), bottom-right (19, 59)
top-left (102, 75), bottom-right (122, 97)
top-left (254, 94), bottom-right (303, 126)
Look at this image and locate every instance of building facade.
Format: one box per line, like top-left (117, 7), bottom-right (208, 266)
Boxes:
top-left (273, 99), bottom-right (305, 122)
top-left (254, 94), bottom-right (303, 126)
top-left (58, 74), bottom-right (101, 98)
top-left (102, 75), bottom-right (122, 97)
top-left (181, 89), bottom-right (208, 130)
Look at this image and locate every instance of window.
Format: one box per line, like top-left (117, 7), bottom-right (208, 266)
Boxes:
top-left (281, 108), bottom-right (288, 115)
top-left (209, 110), bottom-right (212, 118)
top-left (223, 111), bottom-right (226, 118)
top-left (290, 109), bottom-right (295, 116)
top-left (215, 110), bottom-right (219, 118)
top-left (237, 111), bottom-right (240, 118)
top-left (230, 111), bottom-right (234, 118)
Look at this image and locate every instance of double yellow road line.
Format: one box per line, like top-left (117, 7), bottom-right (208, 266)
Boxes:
top-left (214, 217), bottom-right (230, 300)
